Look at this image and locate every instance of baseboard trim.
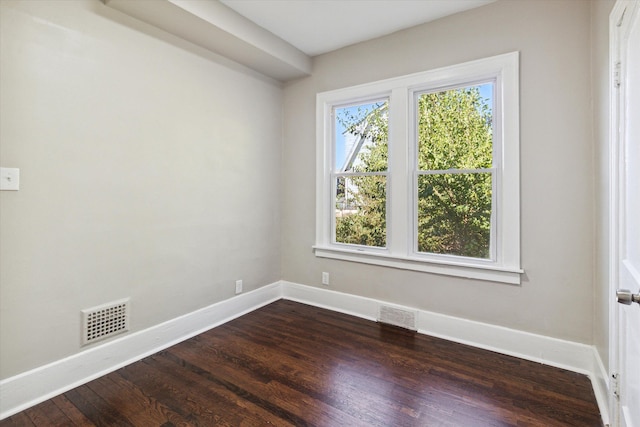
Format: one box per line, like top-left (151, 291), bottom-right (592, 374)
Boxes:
top-left (281, 281), bottom-right (611, 425)
top-left (1, 280), bottom-right (610, 425)
top-left (0, 282), bottom-right (282, 420)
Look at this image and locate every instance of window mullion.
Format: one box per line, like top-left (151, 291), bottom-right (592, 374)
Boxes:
top-left (416, 168), bottom-right (494, 175)
top-left (387, 87), bottom-right (409, 256)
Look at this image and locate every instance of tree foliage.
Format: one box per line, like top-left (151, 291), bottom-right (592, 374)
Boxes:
top-left (335, 103), bottom-right (388, 247)
top-left (416, 87), bottom-right (493, 258)
top-left (335, 86), bottom-right (493, 258)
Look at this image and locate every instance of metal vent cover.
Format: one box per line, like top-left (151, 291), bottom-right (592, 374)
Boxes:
top-left (378, 304), bottom-right (417, 330)
top-left (82, 299), bottom-right (130, 345)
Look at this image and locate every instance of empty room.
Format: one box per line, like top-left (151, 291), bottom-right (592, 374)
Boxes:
top-left (1, 0), bottom-right (638, 425)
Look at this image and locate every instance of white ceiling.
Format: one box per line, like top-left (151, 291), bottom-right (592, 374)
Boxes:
top-left (219, 0), bottom-right (495, 56)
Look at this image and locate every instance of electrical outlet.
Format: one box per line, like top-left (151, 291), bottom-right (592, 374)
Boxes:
top-left (322, 272), bottom-right (329, 285)
top-left (0, 168), bottom-right (19, 191)
top-left (235, 280), bottom-right (243, 294)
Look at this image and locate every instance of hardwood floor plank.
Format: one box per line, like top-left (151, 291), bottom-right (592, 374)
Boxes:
top-left (164, 344), bottom-right (370, 426)
top-left (51, 394), bottom-right (96, 426)
top-left (86, 372), bottom-right (191, 426)
top-left (119, 356), bottom-right (235, 426)
top-left (140, 352), bottom-right (299, 426)
top-left (64, 385), bottom-right (134, 426)
top-left (0, 300), bottom-right (602, 426)
top-left (24, 400), bottom-right (73, 426)
top-left (1, 411), bottom-right (35, 427)
top-left (181, 324), bottom-right (429, 425)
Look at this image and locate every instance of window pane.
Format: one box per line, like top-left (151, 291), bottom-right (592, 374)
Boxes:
top-left (335, 175), bottom-right (386, 247)
top-left (417, 84), bottom-right (493, 171)
top-left (417, 173), bottom-right (492, 258)
top-left (335, 101), bottom-right (388, 172)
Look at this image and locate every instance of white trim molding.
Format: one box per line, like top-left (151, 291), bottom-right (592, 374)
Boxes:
top-left (313, 245), bottom-right (523, 284)
top-left (1, 281), bottom-right (608, 425)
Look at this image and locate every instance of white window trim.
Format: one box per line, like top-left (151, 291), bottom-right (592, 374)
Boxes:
top-left (314, 52), bottom-right (522, 285)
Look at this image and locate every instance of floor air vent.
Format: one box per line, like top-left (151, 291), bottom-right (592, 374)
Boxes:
top-left (378, 304), bottom-right (417, 330)
top-left (82, 299), bottom-right (130, 345)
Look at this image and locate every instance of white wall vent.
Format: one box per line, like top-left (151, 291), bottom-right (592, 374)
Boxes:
top-left (81, 298), bottom-right (130, 346)
top-left (378, 304), bottom-right (417, 330)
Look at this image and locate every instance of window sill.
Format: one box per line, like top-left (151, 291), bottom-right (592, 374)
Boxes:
top-left (313, 245), bottom-right (523, 285)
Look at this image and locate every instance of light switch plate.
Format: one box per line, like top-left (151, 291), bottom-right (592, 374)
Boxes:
top-left (0, 168), bottom-right (19, 191)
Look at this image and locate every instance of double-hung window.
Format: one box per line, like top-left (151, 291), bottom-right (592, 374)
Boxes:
top-left (315, 52), bottom-right (522, 284)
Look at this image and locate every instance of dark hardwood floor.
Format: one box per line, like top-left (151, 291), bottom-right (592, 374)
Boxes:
top-left (1, 300), bottom-right (602, 426)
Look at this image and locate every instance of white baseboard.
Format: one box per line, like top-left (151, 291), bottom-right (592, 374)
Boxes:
top-left (0, 282), bottom-right (282, 420)
top-left (1, 280), bottom-right (610, 425)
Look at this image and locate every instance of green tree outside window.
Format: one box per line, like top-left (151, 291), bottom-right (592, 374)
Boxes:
top-left (335, 85), bottom-right (493, 259)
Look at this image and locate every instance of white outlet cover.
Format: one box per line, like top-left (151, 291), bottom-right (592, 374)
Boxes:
top-left (0, 168), bottom-right (19, 191)
top-left (322, 272), bottom-right (329, 285)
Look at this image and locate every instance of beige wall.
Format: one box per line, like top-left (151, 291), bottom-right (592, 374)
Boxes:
top-left (282, 0), bottom-right (596, 343)
top-left (0, 0), bottom-right (282, 378)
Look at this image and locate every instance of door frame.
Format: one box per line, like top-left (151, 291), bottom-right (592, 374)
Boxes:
top-left (608, 1), bottom-right (638, 425)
